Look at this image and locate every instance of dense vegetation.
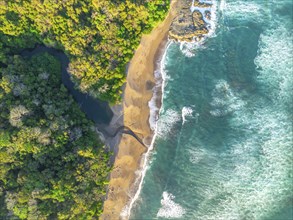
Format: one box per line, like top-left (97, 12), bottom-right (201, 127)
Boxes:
top-left (0, 54), bottom-right (112, 219)
top-left (0, 0), bottom-right (170, 218)
top-left (0, 0), bottom-right (170, 103)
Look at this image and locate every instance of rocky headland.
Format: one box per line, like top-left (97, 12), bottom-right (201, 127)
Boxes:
top-left (169, 0), bottom-right (214, 42)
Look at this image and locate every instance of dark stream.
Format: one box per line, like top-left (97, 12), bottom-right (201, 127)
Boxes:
top-left (21, 45), bottom-right (113, 124)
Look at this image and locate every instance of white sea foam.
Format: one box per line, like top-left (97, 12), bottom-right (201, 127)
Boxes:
top-left (181, 106), bottom-right (194, 124)
top-left (191, 0), bottom-right (196, 12)
top-left (148, 69), bottom-right (162, 131)
top-left (179, 41), bottom-right (198, 57)
top-left (209, 80), bottom-right (245, 117)
top-left (199, 0), bottom-right (213, 4)
top-left (204, 108), bottom-right (292, 220)
top-left (199, 14), bottom-right (292, 219)
top-left (222, 1), bottom-right (267, 22)
top-left (157, 192), bottom-right (186, 218)
top-left (219, 0), bottom-right (226, 12)
top-left (254, 25), bottom-right (293, 107)
top-left (208, 0), bottom-right (218, 37)
top-left (157, 109), bottom-right (181, 137)
top-left (216, 22), bottom-right (292, 220)
top-left (188, 103), bottom-right (292, 220)
top-left (148, 99), bottom-right (159, 131)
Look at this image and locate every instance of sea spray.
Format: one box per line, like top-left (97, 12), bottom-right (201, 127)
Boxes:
top-left (222, 0), bottom-right (268, 23)
top-left (181, 106), bottom-right (194, 124)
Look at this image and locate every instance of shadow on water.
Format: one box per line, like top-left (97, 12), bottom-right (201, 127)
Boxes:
top-left (20, 45), bottom-right (113, 125)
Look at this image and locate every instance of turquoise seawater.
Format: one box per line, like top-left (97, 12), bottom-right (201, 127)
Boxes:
top-left (130, 0), bottom-right (293, 219)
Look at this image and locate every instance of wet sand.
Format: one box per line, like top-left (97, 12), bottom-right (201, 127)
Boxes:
top-left (101, 1), bottom-right (179, 219)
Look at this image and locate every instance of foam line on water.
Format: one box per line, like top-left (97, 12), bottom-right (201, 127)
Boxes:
top-left (148, 71), bottom-right (162, 130)
top-left (222, 0), bottom-right (269, 23)
top-left (254, 24), bottom-right (293, 107)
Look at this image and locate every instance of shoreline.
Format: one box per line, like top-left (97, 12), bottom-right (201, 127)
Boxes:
top-left (124, 39), bottom-right (173, 219)
top-left (101, 1), bottom-right (179, 219)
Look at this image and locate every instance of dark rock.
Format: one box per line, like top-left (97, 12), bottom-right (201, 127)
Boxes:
top-left (169, 0), bottom-right (211, 42)
top-left (146, 80), bottom-right (156, 90)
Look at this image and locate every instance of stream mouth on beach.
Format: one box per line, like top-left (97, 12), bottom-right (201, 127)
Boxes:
top-left (20, 45), bottom-right (113, 125)
top-left (130, 0), bottom-right (293, 219)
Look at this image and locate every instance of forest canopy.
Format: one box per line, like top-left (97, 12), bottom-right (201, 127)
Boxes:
top-left (0, 54), bottom-right (112, 219)
top-left (0, 0), bottom-right (170, 103)
top-left (0, 0), bottom-right (170, 218)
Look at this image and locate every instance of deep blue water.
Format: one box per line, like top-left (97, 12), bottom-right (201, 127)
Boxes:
top-left (130, 0), bottom-right (293, 219)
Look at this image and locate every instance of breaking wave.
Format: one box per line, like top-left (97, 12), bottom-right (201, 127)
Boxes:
top-left (126, 42), bottom-right (173, 219)
top-left (181, 106), bottom-right (194, 124)
top-left (157, 109), bottom-right (181, 137)
top-left (179, 42), bottom-right (201, 58)
top-left (157, 192), bottom-right (186, 219)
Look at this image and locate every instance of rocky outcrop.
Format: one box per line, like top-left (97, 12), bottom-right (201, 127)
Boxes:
top-left (169, 0), bottom-right (213, 42)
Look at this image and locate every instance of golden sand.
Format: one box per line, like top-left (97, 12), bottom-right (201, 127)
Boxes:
top-left (101, 1), bottom-right (179, 219)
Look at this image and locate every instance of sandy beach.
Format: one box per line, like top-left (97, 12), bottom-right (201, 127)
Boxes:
top-left (101, 1), bottom-right (179, 219)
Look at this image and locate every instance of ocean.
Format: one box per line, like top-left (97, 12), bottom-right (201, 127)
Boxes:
top-left (129, 0), bottom-right (293, 219)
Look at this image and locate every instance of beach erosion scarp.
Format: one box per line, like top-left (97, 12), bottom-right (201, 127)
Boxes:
top-left (100, 1), bottom-right (180, 220)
